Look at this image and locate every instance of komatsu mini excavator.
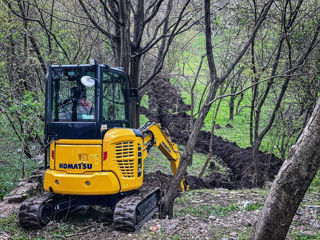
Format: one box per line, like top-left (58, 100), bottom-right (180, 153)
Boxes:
top-left (18, 61), bottom-right (186, 231)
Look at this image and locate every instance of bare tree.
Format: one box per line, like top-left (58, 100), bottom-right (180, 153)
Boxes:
top-left (250, 0), bottom-right (320, 187)
top-left (252, 97), bottom-right (320, 240)
top-left (160, 0), bottom-right (275, 218)
top-left (78, 0), bottom-right (195, 127)
top-left (1, 0), bottom-right (103, 160)
top-left (198, 84), bottom-right (224, 178)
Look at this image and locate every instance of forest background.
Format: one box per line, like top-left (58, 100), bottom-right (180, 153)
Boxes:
top-left (0, 0), bottom-right (319, 239)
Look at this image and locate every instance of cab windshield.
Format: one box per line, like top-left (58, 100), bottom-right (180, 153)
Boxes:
top-left (51, 67), bottom-right (96, 121)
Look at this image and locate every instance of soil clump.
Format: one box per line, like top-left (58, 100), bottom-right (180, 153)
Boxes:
top-left (144, 171), bottom-right (173, 190)
top-left (141, 76), bottom-right (283, 189)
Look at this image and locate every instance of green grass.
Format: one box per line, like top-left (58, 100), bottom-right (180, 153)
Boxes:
top-left (174, 189), bottom-right (218, 205)
top-left (0, 123), bottom-right (40, 200)
top-left (309, 170), bottom-right (320, 193)
top-left (307, 170), bottom-right (320, 205)
top-left (170, 76), bottom-right (279, 154)
top-left (200, 90), bottom-right (281, 155)
top-left (291, 232), bottom-right (320, 240)
top-left (174, 203), bottom-right (238, 218)
top-left (0, 212), bottom-right (78, 240)
top-left (0, 213), bottom-right (19, 236)
top-left (244, 202), bottom-right (263, 211)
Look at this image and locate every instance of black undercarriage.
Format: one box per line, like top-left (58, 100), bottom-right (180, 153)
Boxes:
top-left (19, 186), bottom-right (161, 231)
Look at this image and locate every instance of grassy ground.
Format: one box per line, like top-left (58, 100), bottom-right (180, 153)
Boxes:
top-left (0, 122), bottom-right (40, 200)
top-left (1, 187), bottom-right (319, 240)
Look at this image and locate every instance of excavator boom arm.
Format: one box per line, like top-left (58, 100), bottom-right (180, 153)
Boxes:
top-left (139, 122), bottom-right (187, 191)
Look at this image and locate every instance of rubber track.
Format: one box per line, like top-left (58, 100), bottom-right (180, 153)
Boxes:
top-left (18, 193), bottom-right (53, 229)
top-left (113, 186), bottom-right (160, 231)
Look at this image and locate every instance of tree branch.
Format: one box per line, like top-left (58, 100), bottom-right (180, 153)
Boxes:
top-left (78, 0), bottom-right (117, 40)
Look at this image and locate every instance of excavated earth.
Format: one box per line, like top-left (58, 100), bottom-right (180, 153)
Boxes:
top-left (141, 76), bottom-right (283, 190)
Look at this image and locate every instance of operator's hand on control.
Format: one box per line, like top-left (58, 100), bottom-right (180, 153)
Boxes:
top-left (79, 98), bottom-right (94, 114)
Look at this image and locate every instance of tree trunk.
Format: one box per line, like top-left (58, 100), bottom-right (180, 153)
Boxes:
top-left (118, 1), bottom-right (130, 71)
top-left (252, 139), bottom-right (264, 187)
top-left (249, 1), bottom-right (258, 145)
top-left (199, 94), bottom-right (223, 178)
top-left (19, 136), bottom-right (25, 179)
top-left (252, 97), bottom-right (320, 240)
top-left (236, 92), bottom-right (244, 115)
top-left (130, 54), bottom-right (141, 128)
top-left (160, 94), bottom-right (216, 218)
top-left (130, 99), bottom-right (140, 128)
top-left (229, 95), bottom-right (235, 121)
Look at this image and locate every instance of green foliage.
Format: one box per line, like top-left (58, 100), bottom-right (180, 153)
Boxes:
top-left (0, 213), bottom-right (19, 235)
top-left (0, 212), bottom-right (76, 240)
top-left (308, 170), bottom-right (320, 193)
top-left (244, 202), bottom-right (263, 211)
top-left (171, 235), bottom-right (182, 240)
top-left (8, 90), bottom-right (44, 139)
top-left (140, 94), bottom-right (149, 109)
top-left (140, 114), bottom-right (149, 126)
top-left (0, 125), bottom-right (40, 200)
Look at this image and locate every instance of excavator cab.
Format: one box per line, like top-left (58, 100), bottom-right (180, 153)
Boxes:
top-left (46, 63), bottom-right (130, 142)
top-left (19, 62), bottom-right (186, 231)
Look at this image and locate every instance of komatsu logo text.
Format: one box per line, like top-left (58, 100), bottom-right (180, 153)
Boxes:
top-left (59, 163), bottom-right (92, 169)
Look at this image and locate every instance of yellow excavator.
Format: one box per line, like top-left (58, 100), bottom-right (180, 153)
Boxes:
top-left (18, 62), bottom-right (186, 231)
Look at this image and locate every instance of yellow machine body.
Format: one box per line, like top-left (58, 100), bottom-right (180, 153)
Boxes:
top-left (45, 128), bottom-right (144, 195)
top-left (44, 123), bottom-right (184, 196)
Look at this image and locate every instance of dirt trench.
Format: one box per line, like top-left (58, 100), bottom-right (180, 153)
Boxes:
top-left (141, 76), bottom-right (283, 189)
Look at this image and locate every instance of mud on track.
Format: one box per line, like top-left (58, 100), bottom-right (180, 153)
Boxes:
top-left (141, 76), bottom-right (283, 189)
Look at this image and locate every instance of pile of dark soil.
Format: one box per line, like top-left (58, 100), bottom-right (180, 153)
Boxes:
top-left (144, 171), bottom-right (209, 191)
top-left (141, 76), bottom-right (283, 189)
top-left (185, 175), bottom-right (209, 190)
top-left (144, 171), bottom-right (173, 190)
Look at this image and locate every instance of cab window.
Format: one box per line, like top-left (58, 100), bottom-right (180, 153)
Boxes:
top-left (51, 67), bottom-right (96, 121)
top-left (102, 70), bottom-right (128, 121)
